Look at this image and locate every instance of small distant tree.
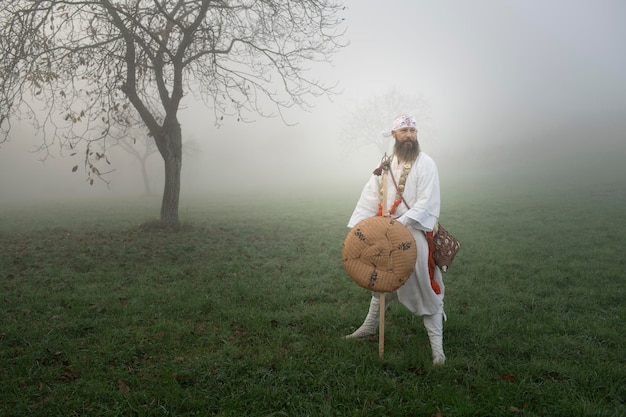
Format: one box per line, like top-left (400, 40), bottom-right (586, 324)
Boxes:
top-left (115, 134), bottom-right (159, 196)
top-left (339, 88), bottom-right (431, 154)
top-left (0, 0), bottom-right (346, 227)
top-left (115, 131), bottom-right (201, 196)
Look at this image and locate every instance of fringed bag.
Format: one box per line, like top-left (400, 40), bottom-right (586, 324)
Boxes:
top-left (431, 224), bottom-right (460, 272)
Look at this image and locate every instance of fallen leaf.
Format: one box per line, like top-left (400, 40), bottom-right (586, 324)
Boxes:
top-left (29, 397), bottom-right (51, 410)
top-left (59, 368), bottom-right (80, 382)
top-left (500, 373), bottom-right (516, 382)
top-left (118, 379), bottom-right (130, 395)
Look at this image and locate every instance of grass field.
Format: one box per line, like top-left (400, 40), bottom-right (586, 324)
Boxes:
top-left (1, 178), bottom-right (625, 417)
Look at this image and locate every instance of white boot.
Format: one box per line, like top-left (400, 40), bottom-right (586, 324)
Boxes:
top-left (344, 295), bottom-right (380, 339)
top-left (423, 313), bottom-right (446, 365)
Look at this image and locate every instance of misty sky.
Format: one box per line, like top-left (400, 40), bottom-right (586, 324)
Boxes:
top-left (1, 0), bottom-right (625, 205)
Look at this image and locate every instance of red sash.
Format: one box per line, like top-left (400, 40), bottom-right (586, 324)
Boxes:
top-left (425, 231), bottom-right (441, 295)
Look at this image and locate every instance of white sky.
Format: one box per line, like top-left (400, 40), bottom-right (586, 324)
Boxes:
top-left (337, 0), bottom-right (625, 138)
top-left (1, 0), bottom-right (624, 205)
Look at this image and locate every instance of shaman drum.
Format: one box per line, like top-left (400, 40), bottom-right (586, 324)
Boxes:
top-left (342, 216), bottom-right (417, 293)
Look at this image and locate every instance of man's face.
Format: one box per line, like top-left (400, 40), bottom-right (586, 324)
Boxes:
top-left (392, 126), bottom-right (419, 161)
top-left (393, 127), bottom-right (417, 144)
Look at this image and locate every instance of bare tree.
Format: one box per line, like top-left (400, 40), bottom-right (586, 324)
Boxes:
top-left (339, 88), bottom-right (431, 154)
top-left (0, 0), bottom-right (346, 227)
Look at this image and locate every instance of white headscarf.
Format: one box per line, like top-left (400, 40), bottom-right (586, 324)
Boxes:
top-left (391, 114), bottom-right (417, 132)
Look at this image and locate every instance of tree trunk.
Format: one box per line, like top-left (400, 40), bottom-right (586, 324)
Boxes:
top-left (157, 120), bottom-right (182, 228)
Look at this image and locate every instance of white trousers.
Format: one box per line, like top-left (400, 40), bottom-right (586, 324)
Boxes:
top-left (345, 293), bottom-right (446, 365)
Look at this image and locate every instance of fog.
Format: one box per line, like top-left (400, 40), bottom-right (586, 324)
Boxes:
top-left (1, 1), bottom-right (625, 209)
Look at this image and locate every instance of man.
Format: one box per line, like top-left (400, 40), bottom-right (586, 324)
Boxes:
top-left (345, 113), bottom-right (446, 365)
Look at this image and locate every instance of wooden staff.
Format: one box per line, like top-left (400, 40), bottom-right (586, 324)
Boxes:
top-left (379, 292), bottom-right (385, 359)
top-left (378, 169), bottom-right (389, 360)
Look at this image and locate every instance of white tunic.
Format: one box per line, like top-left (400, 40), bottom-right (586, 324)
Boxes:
top-left (347, 152), bottom-right (445, 316)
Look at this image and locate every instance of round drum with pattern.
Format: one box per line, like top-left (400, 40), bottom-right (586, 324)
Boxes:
top-left (342, 216), bottom-right (417, 293)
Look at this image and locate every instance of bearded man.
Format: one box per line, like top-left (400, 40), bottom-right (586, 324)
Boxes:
top-left (345, 114), bottom-right (446, 365)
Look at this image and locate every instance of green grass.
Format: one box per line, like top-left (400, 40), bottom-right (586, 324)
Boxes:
top-left (1, 181), bottom-right (625, 417)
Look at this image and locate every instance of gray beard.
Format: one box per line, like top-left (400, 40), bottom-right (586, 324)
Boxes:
top-left (394, 140), bottom-right (420, 162)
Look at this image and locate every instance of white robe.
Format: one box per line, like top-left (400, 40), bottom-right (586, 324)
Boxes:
top-left (347, 152), bottom-right (444, 316)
